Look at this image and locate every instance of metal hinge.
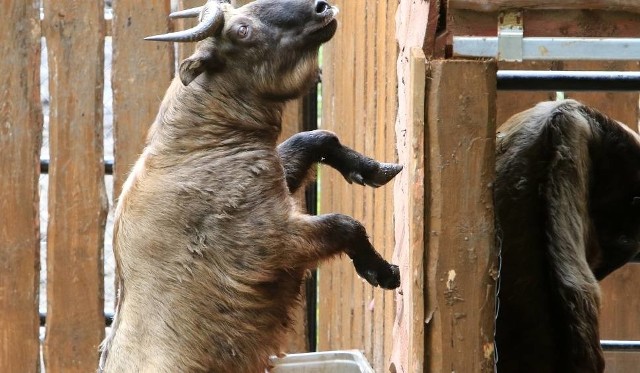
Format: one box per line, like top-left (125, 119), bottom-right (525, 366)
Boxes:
top-left (497, 10), bottom-right (523, 62)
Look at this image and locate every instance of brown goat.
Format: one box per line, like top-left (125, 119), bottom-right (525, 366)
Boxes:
top-left (98, 1), bottom-right (401, 372)
top-left (495, 99), bottom-right (640, 373)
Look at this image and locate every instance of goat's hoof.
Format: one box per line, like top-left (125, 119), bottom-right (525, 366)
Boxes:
top-left (356, 262), bottom-right (401, 290)
top-left (378, 264), bottom-right (401, 290)
top-left (346, 162), bottom-right (403, 188)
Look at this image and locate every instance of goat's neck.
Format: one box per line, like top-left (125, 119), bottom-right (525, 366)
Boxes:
top-left (148, 77), bottom-right (284, 154)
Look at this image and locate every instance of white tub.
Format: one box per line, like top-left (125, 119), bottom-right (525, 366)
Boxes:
top-left (270, 350), bottom-right (374, 373)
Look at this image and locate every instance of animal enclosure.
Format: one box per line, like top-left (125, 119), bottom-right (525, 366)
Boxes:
top-left (1, 0), bottom-right (640, 372)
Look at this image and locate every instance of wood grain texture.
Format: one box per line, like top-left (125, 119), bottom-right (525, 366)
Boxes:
top-left (112, 0), bottom-right (174, 199)
top-left (599, 264), bottom-right (640, 340)
top-left (0, 1), bottom-right (43, 372)
top-left (604, 351), bottom-right (640, 372)
top-left (425, 59), bottom-right (498, 373)
top-left (42, 0), bottom-right (108, 371)
top-left (449, 9), bottom-right (640, 38)
top-left (318, 1), bottom-right (399, 371)
top-left (389, 48), bottom-right (427, 373)
top-left (392, 0), bottom-right (440, 369)
top-left (450, 0), bottom-right (640, 13)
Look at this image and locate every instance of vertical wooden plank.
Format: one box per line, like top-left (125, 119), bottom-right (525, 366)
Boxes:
top-left (317, 2), bottom-right (401, 371)
top-left (372, 0), bottom-right (389, 367)
top-left (604, 351), bottom-right (640, 372)
top-left (389, 48), bottom-right (426, 373)
top-left (42, 0), bottom-right (108, 371)
top-left (351, 0), bottom-right (367, 353)
top-left (425, 59), bottom-right (497, 373)
top-left (362, 1), bottom-right (378, 360)
top-left (0, 1), bottom-right (42, 372)
top-left (178, 0), bottom-right (203, 62)
top-left (338, 0), bottom-right (356, 351)
top-left (112, 0), bottom-right (173, 200)
top-left (383, 2), bottom-right (399, 369)
top-left (392, 0), bottom-right (435, 372)
top-left (317, 2), bottom-right (337, 349)
top-left (599, 263), bottom-right (640, 339)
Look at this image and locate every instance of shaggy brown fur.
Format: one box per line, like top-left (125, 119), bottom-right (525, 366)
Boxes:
top-left (495, 100), bottom-right (640, 373)
top-left (98, 1), bottom-right (401, 372)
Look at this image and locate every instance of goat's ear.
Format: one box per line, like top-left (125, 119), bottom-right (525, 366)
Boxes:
top-left (179, 48), bottom-right (221, 86)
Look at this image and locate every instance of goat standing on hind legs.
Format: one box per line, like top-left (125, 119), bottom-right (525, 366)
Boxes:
top-left (98, 1), bottom-right (401, 372)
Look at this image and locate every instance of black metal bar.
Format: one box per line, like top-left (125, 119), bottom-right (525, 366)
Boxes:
top-left (40, 311), bottom-right (114, 327)
top-left (40, 158), bottom-right (114, 175)
top-left (497, 71), bottom-right (640, 91)
top-left (302, 84), bottom-right (318, 352)
top-left (601, 340), bottom-right (640, 351)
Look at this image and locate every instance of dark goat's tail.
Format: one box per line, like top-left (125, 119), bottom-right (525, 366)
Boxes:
top-left (538, 101), bottom-right (605, 373)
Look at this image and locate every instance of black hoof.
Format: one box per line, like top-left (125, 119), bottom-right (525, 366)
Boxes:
top-left (354, 260), bottom-right (401, 290)
top-left (345, 162), bottom-right (403, 188)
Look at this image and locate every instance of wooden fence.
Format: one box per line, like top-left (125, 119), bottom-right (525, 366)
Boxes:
top-left (317, 1), bottom-right (399, 372)
top-left (2, 0), bottom-right (640, 373)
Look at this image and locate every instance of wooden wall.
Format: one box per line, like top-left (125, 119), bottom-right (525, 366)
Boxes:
top-left (450, 6), bottom-right (640, 372)
top-left (317, 1), bottom-right (399, 372)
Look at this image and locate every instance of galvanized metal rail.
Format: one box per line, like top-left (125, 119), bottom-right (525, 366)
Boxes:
top-left (601, 340), bottom-right (640, 351)
top-left (454, 36), bottom-right (640, 62)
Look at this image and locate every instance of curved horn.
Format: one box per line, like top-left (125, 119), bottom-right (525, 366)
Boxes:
top-left (145, 1), bottom-right (225, 42)
top-left (169, 6), bottom-right (204, 19)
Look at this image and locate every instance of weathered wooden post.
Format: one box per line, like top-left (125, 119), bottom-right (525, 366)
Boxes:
top-left (392, 1), bottom-right (498, 372)
top-left (423, 59), bottom-right (497, 373)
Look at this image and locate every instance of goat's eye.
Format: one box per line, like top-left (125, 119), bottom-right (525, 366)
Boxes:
top-left (237, 25), bottom-right (249, 39)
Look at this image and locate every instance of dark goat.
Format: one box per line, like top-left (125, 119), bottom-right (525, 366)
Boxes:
top-left (495, 99), bottom-right (640, 373)
top-left (98, 1), bottom-right (401, 372)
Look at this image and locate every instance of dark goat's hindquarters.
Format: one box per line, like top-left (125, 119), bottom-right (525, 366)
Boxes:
top-left (495, 100), bottom-right (640, 373)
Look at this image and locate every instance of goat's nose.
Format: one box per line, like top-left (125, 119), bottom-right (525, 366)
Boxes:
top-left (315, 0), bottom-right (330, 14)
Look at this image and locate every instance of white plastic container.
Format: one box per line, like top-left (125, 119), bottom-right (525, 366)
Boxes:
top-left (270, 350), bottom-right (375, 373)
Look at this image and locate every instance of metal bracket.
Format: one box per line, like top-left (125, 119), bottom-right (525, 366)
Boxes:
top-left (498, 10), bottom-right (523, 62)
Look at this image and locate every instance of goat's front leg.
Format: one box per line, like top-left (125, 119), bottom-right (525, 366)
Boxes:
top-left (292, 213), bottom-right (400, 289)
top-left (277, 130), bottom-right (403, 193)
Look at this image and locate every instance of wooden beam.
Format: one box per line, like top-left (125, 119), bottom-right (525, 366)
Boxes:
top-left (391, 1), bottom-right (440, 371)
top-left (425, 59), bottom-right (498, 373)
top-left (42, 0), bottom-right (108, 371)
top-left (449, 9), bottom-right (640, 39)
top-left (0, 1), bottom-right (43, 372)
top-left (450, 0), bottom-right (640, 13)
top-left (389, 47), bottom-right (427, 373)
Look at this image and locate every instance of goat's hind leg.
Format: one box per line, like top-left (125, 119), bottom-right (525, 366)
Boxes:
top-left (292, 213), bottom-right (400, 290)
top-left (277, 130), bottom-right (402, 193)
